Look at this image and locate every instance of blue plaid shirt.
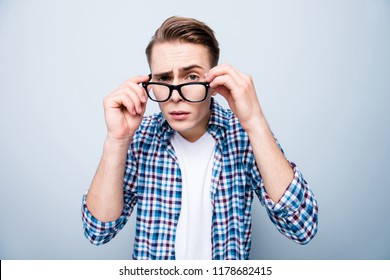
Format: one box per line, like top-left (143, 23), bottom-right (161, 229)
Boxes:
top-left (82, 99), bottom-right (318, 260)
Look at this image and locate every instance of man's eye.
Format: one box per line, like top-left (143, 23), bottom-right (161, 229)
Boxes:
top-left (158, 76), bottom-right (171, 82)
top-left (187, 74), bottom-right (199, 81)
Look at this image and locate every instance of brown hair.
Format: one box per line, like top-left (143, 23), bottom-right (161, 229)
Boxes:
top-left (145, 16), bottom-right (220, 67)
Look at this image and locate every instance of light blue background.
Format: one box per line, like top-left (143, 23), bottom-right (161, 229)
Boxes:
top-left (1, 0), bottom-right (389, 259)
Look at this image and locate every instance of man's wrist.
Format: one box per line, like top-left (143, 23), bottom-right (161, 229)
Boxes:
top-left (243, 113), bottom-right (270, 136)
top-left (104, 134), bottom-right (132, 154)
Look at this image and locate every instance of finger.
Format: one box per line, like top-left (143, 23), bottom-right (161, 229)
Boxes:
top-left (116, 86), bottom-right (146, 115)
top-left (116, 84), bottom-right (147, 105)
top-left (109, 91), bottom-right (138, 115)
top-left (107, 86), bottom-right (144, 115)
top-left (126, 75), bottom-right (151, 85)
top-left (209, 74), bottom-right (239, 93)
top-left (206, 76), bottom-right (231, 101)
top-left (126, 81), bottom-right (149, 106)
top-left (115, 81), bottom-right (148, 114)
top-left (123, 84), bottom-right (148, 104)
top-left (205, 64), bottom-right (242, 83)
top-left (126, 89), bottom-right (144, 115)
top-left (121, 94), bottom-right (138, 116)
top-left (119, 75), bottom-right (150, 102)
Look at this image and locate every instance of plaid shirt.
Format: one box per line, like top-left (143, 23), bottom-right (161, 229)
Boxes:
top-left (82, 99), bottom-right (318, 260)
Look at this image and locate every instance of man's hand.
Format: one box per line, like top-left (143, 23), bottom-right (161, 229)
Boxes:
top-left (103, 75), bottom-right (150, 142)
top-left (205, 64), bottom-right (264, 132)
top-left (86, 75), bottom-right (149, 222)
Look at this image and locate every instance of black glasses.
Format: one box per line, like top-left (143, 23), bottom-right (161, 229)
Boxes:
top-left (142, 77), bottom-right (210, 103)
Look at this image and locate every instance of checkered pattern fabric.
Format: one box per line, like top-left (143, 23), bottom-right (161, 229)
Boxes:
top-left (82, 99), bottom-right (318, 259)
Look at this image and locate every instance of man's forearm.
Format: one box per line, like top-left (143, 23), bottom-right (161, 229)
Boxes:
top-left (86, 136), bottom-right (131, 222)
top-left (246, 117), bottom-right (294, 203)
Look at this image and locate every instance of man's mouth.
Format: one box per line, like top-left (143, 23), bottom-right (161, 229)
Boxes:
top-left (169, 111), bottom-right (190, 120)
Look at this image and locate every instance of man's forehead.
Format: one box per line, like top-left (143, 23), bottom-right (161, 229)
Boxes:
top-left (149, 42), bottom-right (211, 72)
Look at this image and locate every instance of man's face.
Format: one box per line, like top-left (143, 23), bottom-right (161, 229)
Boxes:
top-left (149, 42), bottom-right (214, 142)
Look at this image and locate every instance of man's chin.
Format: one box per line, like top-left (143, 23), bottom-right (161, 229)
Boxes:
top-left (167, 120), bottom-right (192, 133)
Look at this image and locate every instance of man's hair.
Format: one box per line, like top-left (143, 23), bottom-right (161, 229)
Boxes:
top-left (145, 16), bottom-right (220, 67)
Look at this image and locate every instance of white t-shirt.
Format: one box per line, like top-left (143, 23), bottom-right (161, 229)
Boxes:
top-left (170, 131), bottom-right (216, 260)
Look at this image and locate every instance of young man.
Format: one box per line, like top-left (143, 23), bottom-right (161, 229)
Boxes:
top-left (82, 16), bottom-right (318, 260)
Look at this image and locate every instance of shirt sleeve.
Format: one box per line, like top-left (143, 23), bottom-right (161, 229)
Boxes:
top-left (81, 149), bottom-right (138, 246)
top-left (257, 162), bottom-right (318, 244)
top-left (249, 143), bottom-right (319, 245)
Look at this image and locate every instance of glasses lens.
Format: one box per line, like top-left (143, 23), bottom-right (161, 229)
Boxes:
top-left (181, 84), bottom-right (207, 102)
top-left (145, 83), bottom-right (208, 102)
top-left (147, 84), bottom-right (170, 102)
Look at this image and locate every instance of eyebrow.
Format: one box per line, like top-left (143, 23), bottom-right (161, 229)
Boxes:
top-left (153, 64), bottom-right (205, 78)
top-left (181, 64), bottom-right (204, 72)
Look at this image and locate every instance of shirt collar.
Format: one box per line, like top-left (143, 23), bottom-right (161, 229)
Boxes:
top-left (207, 98), bottom-right (228, 142)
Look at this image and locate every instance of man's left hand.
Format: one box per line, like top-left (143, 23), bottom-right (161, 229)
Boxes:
top-left (205, 64), bottom-right (264, 131)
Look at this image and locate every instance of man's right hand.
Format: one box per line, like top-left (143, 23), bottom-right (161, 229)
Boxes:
top-left (86, 75), bottom-right (150, 222)
top-left (103, 75), bottom-right (150, 142)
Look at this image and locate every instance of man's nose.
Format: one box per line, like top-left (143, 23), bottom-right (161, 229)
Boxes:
top-left (170, 88), bottom-right (182, 102)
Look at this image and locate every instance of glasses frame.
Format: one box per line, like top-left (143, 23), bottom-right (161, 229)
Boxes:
top-left (142, 75), bottom-right (210, 103)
